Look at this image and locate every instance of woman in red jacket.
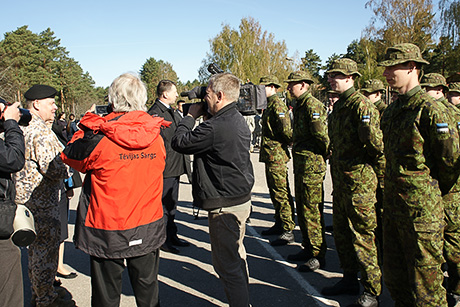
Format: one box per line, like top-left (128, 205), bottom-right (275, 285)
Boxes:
top-left (61, 73), bottom-right (169, 307)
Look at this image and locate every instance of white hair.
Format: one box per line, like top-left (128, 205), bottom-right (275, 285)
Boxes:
top-left (108, 73), bottom-right (147, 112)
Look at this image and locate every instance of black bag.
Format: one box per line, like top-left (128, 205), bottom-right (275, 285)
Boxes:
top-left (0, 199), bottom-right (17, 239)
top-left (237, 83), bottom-right (267, 115)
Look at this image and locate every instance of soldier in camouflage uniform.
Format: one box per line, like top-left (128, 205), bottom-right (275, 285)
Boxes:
top-left (324, 58), bottom-right (384, 307)
top-left (379, 43), bottom-right (459, 307)
top-left (258, 75), bottom-right (296, 243)
top-left (361, 79), bottom-right (387, 115)
top-left (421, 72), bottom-right (460, 306)
top-left (14, 85), bottom-right (74, 307)
top-left (448, 82), bottom-right (460, 108)
top-left (281, 71), bottom-right (330, 273)
top-left (361, 78), bottom-right (386, 265)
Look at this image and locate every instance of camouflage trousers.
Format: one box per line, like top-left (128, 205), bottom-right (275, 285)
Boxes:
top-left (332, 165), bottom-right (381, 296)
top-left (444, 202), bottom-right (460, 296)
top-left (383, 215), bottom-right (447, 307)
top-left (294, 169), bottom-right (326, 259)
top-left (27, 202), bottom-right (61, 307)
top-left (265, 162), bottom-right (295, 231)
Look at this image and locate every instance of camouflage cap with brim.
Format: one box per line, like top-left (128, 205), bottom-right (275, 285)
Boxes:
top-left (448, 82), bottom-right (460, 94)
top-left (421, 73), bottom-right (448, 90)
top-left (361, 79), bottom-right (385, 93)
top-left (326, 58), bottom-right (361, 77)
top-left (284, 70), bottom-right (314, 84)
top-left (378, 43), bottom-right (429, 67)
top-left (259, 75), bottom-right (282, 88)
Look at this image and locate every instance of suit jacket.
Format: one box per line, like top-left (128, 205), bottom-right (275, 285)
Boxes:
top-left (148, 99), bottom-right (185, 178)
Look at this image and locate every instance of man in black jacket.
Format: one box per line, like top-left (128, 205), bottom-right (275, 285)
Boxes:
top-left (148, 80), bottom-right (189, 254)
top-left (172, 73), bottom-right (254, 307)
top-left (0, 100), bottom-right (26, 307)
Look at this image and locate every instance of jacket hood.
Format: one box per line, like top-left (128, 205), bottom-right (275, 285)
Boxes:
top-left (79, 111), bottom-right (171, 149)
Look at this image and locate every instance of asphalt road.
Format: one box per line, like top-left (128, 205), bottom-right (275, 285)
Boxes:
top-left (21, 150), bottom-right (393, 306)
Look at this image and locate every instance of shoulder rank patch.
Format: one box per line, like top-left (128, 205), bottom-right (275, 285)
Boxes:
top-left (436, 123), bottom-right (449, 133)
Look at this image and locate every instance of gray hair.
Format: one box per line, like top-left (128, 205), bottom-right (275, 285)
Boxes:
top-left (208, 73), bottom-right (240, 102)
top-left (108, 73), bottom-right (147, 112)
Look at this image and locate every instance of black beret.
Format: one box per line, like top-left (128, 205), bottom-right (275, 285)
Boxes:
top-left (24, 85), bottom-right (57, 100)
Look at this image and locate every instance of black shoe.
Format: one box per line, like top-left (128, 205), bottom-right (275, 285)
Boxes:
top-left (261, 224), bottom-right (283, 236)
top-left (270, 231), bottom-right (294, 246)
top-left (56, 272), bottom-right (77, 279)
top-left (349, 292), bottom-right (379, 307)
top-left (298, 257), bottom-right (325, 272)
top-left (161, 243), bottom-right (180, 254)
top-left (321, 275), bottom-right (360, 296)
top-left (287, 249), bottom-right (309, 262)
top-left (171, 236), bottom-right (190, 247)
top-left (447, 292), bottom-right (460, 307)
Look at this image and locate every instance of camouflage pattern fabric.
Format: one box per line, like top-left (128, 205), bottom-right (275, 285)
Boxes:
top-left (380, 86), bottom-right (457, 307)
top-left (259, 94), bottom-right (295, 230)
top-left (328, 86), bottom-right (383, 296)
top-left (374, 99), bottom-right (387, 116)
top-left (292, 91), bottom-right (329, 258)
top-left (14, 115), bottom-right (69, 307)
top-left (438, 96), bottom-right (460, 296)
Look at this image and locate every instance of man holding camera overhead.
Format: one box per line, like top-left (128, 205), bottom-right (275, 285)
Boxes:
top-left (172, 73), bottom-right (254, 307)
top-left (0, 98), bottom-right (25, 307)
top-left (14, 85), bottom-right (74, 307)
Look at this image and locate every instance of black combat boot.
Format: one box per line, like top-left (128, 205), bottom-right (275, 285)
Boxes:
top-left (261, 221), bottom-right (283, 236)
top-left (321, 272), bottom-right (360, 296)
top-left (270, 230), bottom-right (294, 246)
top-left (297, 257), bottom-right (326, 272)
top-left (349, 292), bottom-right (379, 307)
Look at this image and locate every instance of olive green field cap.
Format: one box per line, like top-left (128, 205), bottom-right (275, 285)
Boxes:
top-left (421, 73), bottom-right (447, 90)
top-left (326, 58), bottom-right (361, 77)
top-left (379, 43), bottom-right (429, 67)
top-left (259, 75), bottom-right (281, 88)
top-left (361, 79), bottom-right (385, 93)
top-left (448, 82), bottom-right (460, 94)
top-left (284, 70), bottom-right (314, 84)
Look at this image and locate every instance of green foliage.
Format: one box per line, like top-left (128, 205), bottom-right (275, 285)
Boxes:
top-left (0, 25), bottom-right (100, 114)
top-left (139, 57), bottom-right (179, 105)
top-left (440, 0), bottom-right (460, 45)
top-left (199, 17), bottom-right (292, 87)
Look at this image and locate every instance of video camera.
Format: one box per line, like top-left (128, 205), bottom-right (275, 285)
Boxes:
top-left (180, 64), bottom-right (267, 116)
top-left (0, 97), bottom-right (32, 130)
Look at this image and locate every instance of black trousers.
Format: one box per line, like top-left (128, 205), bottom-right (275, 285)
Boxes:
top-left (162, 177), bottom-right (179, 242)
top-left (90, 250), bottom-right (160, 307)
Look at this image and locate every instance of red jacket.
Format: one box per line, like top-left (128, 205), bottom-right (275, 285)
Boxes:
top-left (61, 111), bottom-right (170, 259)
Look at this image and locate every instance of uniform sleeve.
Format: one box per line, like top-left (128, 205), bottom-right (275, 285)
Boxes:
top-left (32, 131), bottom-right (69, 181)
top-left (308, 103), bottom-right (330, 157)
top-left (271, 102), bottom-right (292, 145)
top-left (358, 103), bottom-right (385, 179)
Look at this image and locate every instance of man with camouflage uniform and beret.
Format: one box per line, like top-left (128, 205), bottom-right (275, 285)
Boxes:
top-left (14, 85), bottom-right (74, 307)
top-left (421, 72), bottom-right (460, 306)
top-left (258, 75), bottom-right (296, 245)
top-left (380, 43), bottom-right (459, 307)
top-left (325, 58), bottom-right (384, 307)
top-left (361, 79), bottom-right (387, 115)
top-left (448, 82), bottom-right (460, 107)
top-left (283, 71), bottom-right (330, 272)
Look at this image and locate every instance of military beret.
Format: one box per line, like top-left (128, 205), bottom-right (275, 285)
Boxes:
top-left (379, 43), bottom-right (429, 67)
top-left (24, 85), bottom-right (57, 100)
top-left (284, 71), bottom-right (314, 84)
top-left (421, 73), bottom-right (448, 90)
top-left (448, 82), bottom-right (460, 94)
top-left (259, 75), bottom-right (281, 88)
top-left (361, 79), bottom-right (385, 93)
top-left (326, 58), bottom-right (361, 77)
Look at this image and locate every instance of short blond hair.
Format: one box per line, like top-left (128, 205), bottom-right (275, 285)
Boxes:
top-left (108, 73), bottom-right (147, 112)
top-left (208, 73), bottom-right (240, 102)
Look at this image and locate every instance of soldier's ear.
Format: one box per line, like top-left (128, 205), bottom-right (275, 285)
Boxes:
top-left (32, 99), bottom-right (40, 110)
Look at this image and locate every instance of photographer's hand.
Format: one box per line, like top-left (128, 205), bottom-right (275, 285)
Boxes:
top-left (2, 102), bottom-right (21, 122)
top-left (187, 102), bottom-right (205, 119)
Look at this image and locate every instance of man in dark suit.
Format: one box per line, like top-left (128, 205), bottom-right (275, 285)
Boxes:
top-left (148, 80), bottom-right (189, 254)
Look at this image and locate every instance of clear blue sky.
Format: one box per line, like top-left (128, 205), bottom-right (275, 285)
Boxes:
top-left (1, 0), bottom-right (373, 87)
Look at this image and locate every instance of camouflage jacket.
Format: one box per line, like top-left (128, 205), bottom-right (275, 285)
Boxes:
top-left (329, 87), bottom-right (385, 178)
top-left (374, 99), bottom-right (387, 116)
top-left (259, 94), bottom-right (292, 163)
top-left (14, 115), bottom-right (69, 206)
top-left (381, 86), bottom-right (458, 221)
